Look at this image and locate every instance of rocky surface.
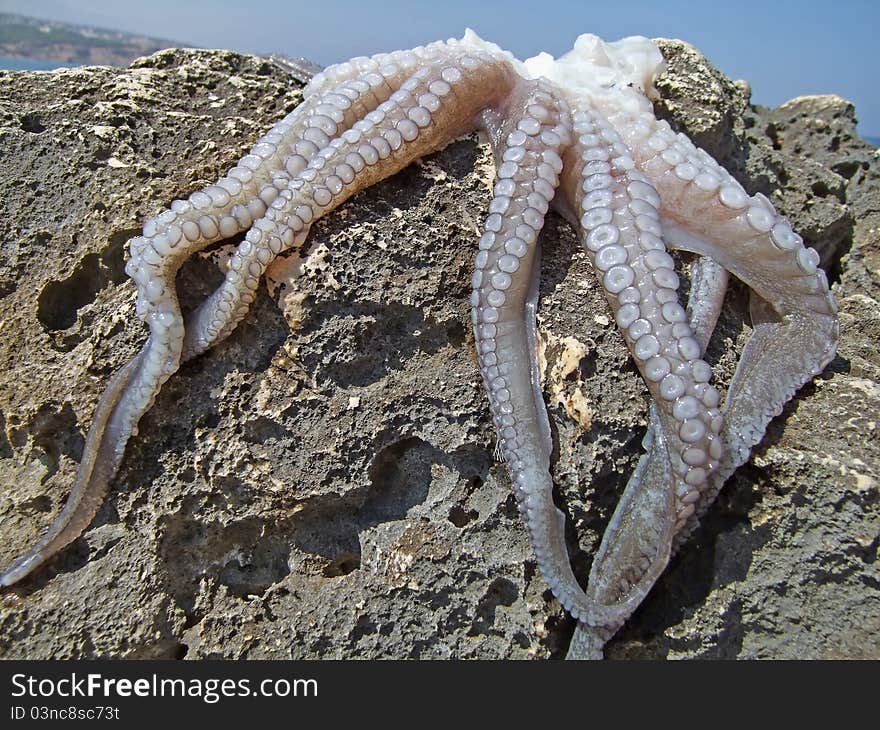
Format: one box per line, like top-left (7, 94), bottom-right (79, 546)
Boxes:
top-left (0, 40), bottom-right (877, 660)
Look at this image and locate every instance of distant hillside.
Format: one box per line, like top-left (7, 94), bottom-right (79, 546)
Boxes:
top-left (0, 12), bottom-right (187, 66)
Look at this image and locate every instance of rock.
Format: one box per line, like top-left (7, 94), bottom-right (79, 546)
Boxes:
top-left (653, 38), bottom-right (751, 163)
top-left (0, 42), bottom-right (877, 659)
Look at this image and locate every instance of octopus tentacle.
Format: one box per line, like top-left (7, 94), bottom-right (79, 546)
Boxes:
top-left (558, 107), bottom-right (723, 623)
top-left (557, 107), bottom-right (741, 654)
top-left (136, 58), bottom-right (407, 289)
top-left (181, 53), bottom-right (468, 358)
top-left (566, 255), bottom-right (729, 657)
top-left (572, 111), bottom-right (724, 510)
top-left (568, 111), bottom-right (839, 655)
top-left (472, 78), bottom-right (594, 618)
top-left (0, 354), bottom-right (144, 585)
top-left (0, 70), bottom-right (372, 586)
top-left (565, 400), bottom-right (674, 658)
top-left (685, 256), bottom-right (728, 351)
top-left (185, 52), bottom-right (520, 357)
top-left (623, 115), bottom-right (838, 542)
top-left (566, 255), bottom-right (730, 658)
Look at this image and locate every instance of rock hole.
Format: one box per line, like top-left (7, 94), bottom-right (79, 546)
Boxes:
top-left (291, 517), bottom-right (364, 580)
top-left (102, 230), bottom-right (134, 285)
top-left (243, 415), bottom-right (290, 445)
top-left (322, 551), bottom-right (361, 577)
top-left (17, 494), bottom-right (53, 514)
top-left (19, 113), bottom-right (45, 134)
top-left (218, 548), bottom-right (291, 598)
top-left (290, 436), bottom-right (449, 576)
top-left (766, 122), bottom-right (782, 150)
top-left (811, 180), bottom-right (831, 197)
top-left (37, 252), bottom-right (103, 331)
top-left (126, 640), bottom-right (189, 660)
top-left (200, 412), bottom-right (221, 430)
top-left (36, 233), bottom-right (131, 333)
top-left (365, 436), bottom-right (434, 522)
top-left (446, 320), bottom-right (466, 348)
top-left (448, 504), bottom-right (478, 528)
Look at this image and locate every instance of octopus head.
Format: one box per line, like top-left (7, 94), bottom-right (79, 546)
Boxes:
top-left (457, 28), bottom-right (665, 113)
top-left (525, 33), bottom-right (665, 112)
top-left (524, 33), bottom-right (664, 96)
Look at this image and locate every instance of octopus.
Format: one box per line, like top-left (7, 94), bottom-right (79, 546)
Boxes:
top-left (0, 31), bottom-right (839, 659)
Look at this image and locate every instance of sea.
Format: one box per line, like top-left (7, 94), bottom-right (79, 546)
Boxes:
top-left (0, 55), bottom-right (74, 70)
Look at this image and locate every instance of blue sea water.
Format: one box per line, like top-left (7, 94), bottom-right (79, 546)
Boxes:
top-left (865, 135), bottom-right (880, 148)
top-left (0, 55), bottom-right (74, 70)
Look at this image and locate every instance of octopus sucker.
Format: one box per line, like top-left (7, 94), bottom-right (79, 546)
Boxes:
top-left (0, 30), bottom-right (839, 659)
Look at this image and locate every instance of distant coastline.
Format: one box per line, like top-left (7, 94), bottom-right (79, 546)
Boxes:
top-left (0, 11), bottom-right (182, 67)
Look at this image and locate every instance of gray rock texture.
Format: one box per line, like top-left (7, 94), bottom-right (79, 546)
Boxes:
top-left (0, 40), bottom-right (877, 659)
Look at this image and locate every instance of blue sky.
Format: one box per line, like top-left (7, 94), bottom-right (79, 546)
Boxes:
top-left (2, 0), bottom-right (878, 136)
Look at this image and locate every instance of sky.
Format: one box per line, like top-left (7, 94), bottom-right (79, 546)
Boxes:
top-left (2, 0), bottom-right (878, 136)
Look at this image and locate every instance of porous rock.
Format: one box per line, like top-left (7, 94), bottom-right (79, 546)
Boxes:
top-left (0, 42), bottom-right (876, 659)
